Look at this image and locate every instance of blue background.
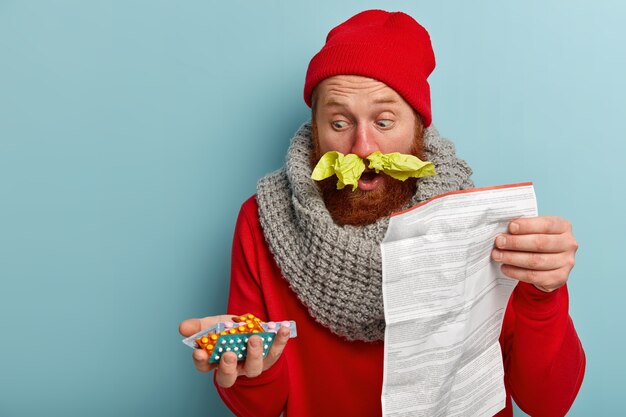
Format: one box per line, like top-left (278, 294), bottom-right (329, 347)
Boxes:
top-left (1, 1), bottom-right (624, 416)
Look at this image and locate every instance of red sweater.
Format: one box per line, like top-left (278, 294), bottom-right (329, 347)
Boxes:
top-left (216, 196), bottom-right (585, 417)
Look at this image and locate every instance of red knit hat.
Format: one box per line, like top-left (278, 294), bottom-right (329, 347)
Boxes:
top-left (304, 10), bottom-right (436, 127)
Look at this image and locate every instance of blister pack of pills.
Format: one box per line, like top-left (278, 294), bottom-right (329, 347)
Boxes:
top-left (182, 313), bottom-right (297, 364)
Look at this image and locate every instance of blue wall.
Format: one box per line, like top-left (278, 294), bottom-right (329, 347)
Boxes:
top-left (1, 1), bottom-right (623, 415)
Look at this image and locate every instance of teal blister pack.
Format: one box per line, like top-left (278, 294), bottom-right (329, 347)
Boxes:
top-left (208, 332), bottom-right (276, 364)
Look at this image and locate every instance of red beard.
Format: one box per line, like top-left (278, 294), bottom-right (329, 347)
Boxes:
top-left (310, 119), bottom-right (426, 226)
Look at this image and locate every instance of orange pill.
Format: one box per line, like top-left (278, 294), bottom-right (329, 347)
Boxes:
top-left (210, 334), bottom-right (218, 341)
top-left (247, 323), bottom-right (254, 329)
top-left (229, 329), bottom-right (236, 334)
top-left (206, 344), bottom-right (214, 350)
top-left (238, 325), bottom-right (246, 332)
top-left (201, 336), bottom-right (209, 344)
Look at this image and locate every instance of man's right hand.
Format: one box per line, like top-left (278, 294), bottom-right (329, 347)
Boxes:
top-left (178, 314), bottom-right (291, 388)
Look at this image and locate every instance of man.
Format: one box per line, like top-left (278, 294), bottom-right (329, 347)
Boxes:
top-left (179, 10), bottom-right (585, 417)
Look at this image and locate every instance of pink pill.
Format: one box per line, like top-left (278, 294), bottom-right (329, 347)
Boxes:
top-left (267, 321), bottom-right (276, 329)
top-left (281, 321), bottom-right (290, 328)
top-left (224, 321), bottom-right (234, 329)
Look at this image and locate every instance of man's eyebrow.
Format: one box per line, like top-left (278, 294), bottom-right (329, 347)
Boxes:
top-left (321, 96), bottom-right (400, 107)
top-left (321, 98), bottom-right (347, 108)
top-left (372, 96), bottom-right (400, 105)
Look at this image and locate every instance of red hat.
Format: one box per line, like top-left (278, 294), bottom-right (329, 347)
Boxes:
top-left (304, 10), bottom-right (436, 127)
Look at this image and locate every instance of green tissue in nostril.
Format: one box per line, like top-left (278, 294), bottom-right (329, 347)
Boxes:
top-left (311, 151), bottom-right (436, 192)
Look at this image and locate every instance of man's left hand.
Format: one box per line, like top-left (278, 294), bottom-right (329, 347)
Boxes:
top-left (491, 216), bottom-right (578, 292)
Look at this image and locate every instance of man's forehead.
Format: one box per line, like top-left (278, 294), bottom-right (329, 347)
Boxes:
top-left (316, 75), bottom-right (403, 107)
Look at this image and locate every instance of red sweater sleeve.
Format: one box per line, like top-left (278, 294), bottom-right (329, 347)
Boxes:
top-left (500, 282), bottom-right (586, 417)
top-left (214, 197), bottom-right (289, 417)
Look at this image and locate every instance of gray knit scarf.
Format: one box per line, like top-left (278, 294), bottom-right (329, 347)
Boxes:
top-left (256, 121), bottom-right (474, 342)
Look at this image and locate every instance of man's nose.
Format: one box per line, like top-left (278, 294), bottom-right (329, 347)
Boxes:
top-left (351, 124), bottom-right (378, 158)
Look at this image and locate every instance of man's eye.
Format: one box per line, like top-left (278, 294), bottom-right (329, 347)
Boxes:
top-left (331, 120), bottom-right (348, 129)
top-left (376, 119), bottom-right (393, 128)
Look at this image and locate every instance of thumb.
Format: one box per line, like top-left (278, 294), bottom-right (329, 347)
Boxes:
top-left (179, 318), bottom-right (202, 337)
top-left (178, 314), bottom-right (239, 337)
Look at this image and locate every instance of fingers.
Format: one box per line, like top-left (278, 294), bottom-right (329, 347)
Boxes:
top-left (215, 352), bottom-right (240, 388)
top-left (263, 327), bottom-right (290, 370)
top-left (492, 249), bottom-right (567, 271)
top-left (509, 216), bottom-right (572, 235)
top-left (192, 348), bottom-right (216, 373)
top-left (492, 217), bottom-right (578, 293)
top-left (181, 314), bottom-right (245, 379)
top-left (215, 335), bottom-right (266, 387)
top-left (198, 315), bottom-right (236, 331)
top-left (207, 328), bottom-right (290, 388)
top-left (499, 264), bottom-right (571, 292)
top-left (494, 233), bottom-right (577, 254)
top-left (179, 314), bottom-right (236, 337)
top-left (243, 336), bottom-right (265, 378)
top-left (179, 319), bottom-right (202, 337)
